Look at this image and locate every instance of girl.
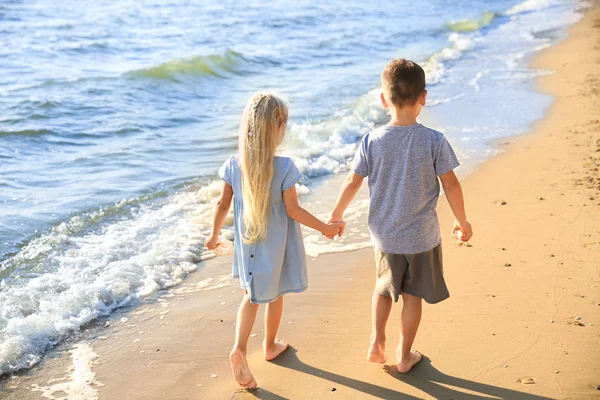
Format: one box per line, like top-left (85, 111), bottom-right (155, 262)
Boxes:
top-left (204, 93), bottom-right (343, 389)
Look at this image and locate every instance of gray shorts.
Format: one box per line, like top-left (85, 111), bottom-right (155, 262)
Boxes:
top-left (374, 244), bottom-right (449, 304)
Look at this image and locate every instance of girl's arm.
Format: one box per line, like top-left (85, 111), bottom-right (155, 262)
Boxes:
top-left (283, 185), bottom-right (343, 238)
top-left (204, 182), bottom-right (234, 249)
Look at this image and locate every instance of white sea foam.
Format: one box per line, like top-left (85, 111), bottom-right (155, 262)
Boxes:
top-left (31, 343), bottom-right (103, 400)
top-left (305, 241), bottom-right (373, 258)
top-left (427, 93), bottom-right (466, 107)
top-left (174, 274), bottom-right (235, 294)
top-left (0, 185), bottom-right (233, 375)
top-left (422, 33), bottom-right (478, 85)
top-left (286, 88), bottom-right (387, 178)
top-left (468, 71), bottom-right (487, 92)
top-left (506, 0), bottom-right (552, 15)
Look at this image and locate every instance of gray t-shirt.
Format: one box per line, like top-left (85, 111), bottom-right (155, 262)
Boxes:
top-left (353, 123), bottom-right (459, 254)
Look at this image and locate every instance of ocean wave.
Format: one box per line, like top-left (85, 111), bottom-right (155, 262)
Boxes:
top-left (447, 11), bottom-right (496, 32)
top-left (505, 0), bottom-right (552, 15)
top-left (284, 28), bottom-right (483, 177)
top-left (427, 93), bottom-right (467, 106)
top-left (130, 50), bottom-right (248, 81)
top-left (0, 184), bottom-right (231, 375)
top-left (422, 32), bottom-right (478, 86)
top-left (285, 88), bottom-right (388, 178)
top-left (0, 129), bottom-right (52, 137)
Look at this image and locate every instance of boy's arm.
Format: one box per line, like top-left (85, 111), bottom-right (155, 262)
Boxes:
top-left (204, 182), bottom-right (234, 250)
top-left (328, 172), bottom-right (365, 234)
top-left (283, 185), bottom-right (344, 239)
top-left (439, 170), bottom-right (472, 241)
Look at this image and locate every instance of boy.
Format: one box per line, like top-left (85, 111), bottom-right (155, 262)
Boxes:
top-left (329, 58), bottom-right (472, 373)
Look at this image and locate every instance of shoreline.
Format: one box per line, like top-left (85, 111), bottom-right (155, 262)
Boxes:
top-left (2, 4), bottom-right (600, 400)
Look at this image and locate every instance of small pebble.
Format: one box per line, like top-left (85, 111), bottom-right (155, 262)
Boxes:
top-left (550, 319), bottom-right (554, 323)
top-left (594, 385), bottom-right (600, 390)
top-left (120, 317), bottom-right (129, 323)
top-left (521, 378), bottom-right (535, 385)
top-left (211, 374), bottom-right (218, 378)
top-left (575, 316), bottom-right (582, 321)
top-left (554, 370), bottom-right (560, 374)
top-left (504, 263), bottom-right (512, 267)
top-left (250, 333), bottom-right (257, 337)
top-left (104, 321), bottom-right (111, 328)
top-left (503, 365), bottom-right (508, 368)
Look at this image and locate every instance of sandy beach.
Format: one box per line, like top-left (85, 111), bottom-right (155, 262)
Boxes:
top-left (2, 4), bottom-right (599, 400)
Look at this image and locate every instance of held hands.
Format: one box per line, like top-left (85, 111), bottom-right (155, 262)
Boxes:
top-left (322, 221), bottom-right (346, 240)
top-left (452, 219), bottom-right (473, 242)
top-left (322, 214), bottom-right (346, 240)
top-left (204, 233), bottom-right (220, 250)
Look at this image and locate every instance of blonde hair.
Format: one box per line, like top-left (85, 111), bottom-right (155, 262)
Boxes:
top-left (239, 93), bottom-right (288, 243)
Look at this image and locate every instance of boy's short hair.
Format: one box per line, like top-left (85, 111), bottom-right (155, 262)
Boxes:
top-left (381, 58), bottom-right (426, 108)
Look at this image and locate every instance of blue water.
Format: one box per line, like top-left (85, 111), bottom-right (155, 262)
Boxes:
top-left (0, 0), bottom-right (586, 376)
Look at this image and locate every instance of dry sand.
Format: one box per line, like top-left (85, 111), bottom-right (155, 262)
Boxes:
top-left (2, 5), bottom-right (600, 400)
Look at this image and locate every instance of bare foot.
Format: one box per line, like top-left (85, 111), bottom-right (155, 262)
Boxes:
top-left (230, 348), bottom-right (257, 389)
top-left (263, 339), bottom-right (289, 361)
top-left (367, 340), bottom-right (388, 364)
top-left (396, 350), bottom-right (422, 373)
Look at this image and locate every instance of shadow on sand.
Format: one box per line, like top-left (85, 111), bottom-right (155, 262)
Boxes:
top-left (383, 356), bottom-right (554, 400)
top-left (232, 347), bottom-right (555, 400)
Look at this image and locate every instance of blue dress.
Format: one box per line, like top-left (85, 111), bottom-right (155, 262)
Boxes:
top-left (218, 155), bottom-right (308, 304)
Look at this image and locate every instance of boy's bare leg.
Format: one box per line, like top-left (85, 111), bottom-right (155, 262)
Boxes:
top-left (396, 292), bottom-right (423, 373)
top-left (368, 291), bottom-right (392, 363)
top-left (230, 293), bottom-right (259, 389)
top-left (263, 295), bottom-right (288, 361)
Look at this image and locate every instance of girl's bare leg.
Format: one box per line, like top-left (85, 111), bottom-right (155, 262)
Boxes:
top-left (230, 293), bottom-right (259, 388)
top-left (263, 296), bottom-right (288, 361)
